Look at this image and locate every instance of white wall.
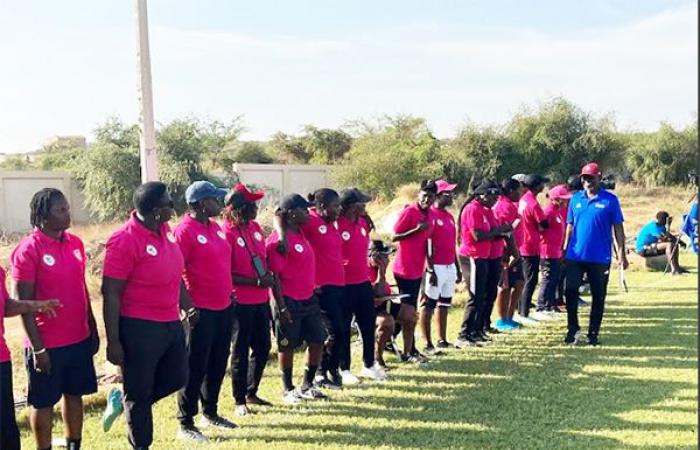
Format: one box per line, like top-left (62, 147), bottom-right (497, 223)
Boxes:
top-left (232, 163), bottom-right (332, 198)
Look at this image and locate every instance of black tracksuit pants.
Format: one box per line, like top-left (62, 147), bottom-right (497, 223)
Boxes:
top-left (230, 302), bottom-right (272, 404)
top-left (564, 260), bottom-right (610, 337)
top-left (519, 256), bottom-right (540, 317)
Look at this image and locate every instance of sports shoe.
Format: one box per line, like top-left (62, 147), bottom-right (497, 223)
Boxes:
top-left (531, 310), bottom-right (554, 321)
top-left (436, 339), bottom-right (453, 349)
top-left (455, 336), bottom-right (481, 348)
top-left (282, 388), bottom-right (304, 405)
top-left (514, 315), bottom-right (538, 326)
top-left (360, 364), bottom-right (387, 381)
top-left (577, 298), bottom-right (588, 307)
top-left (299, 386), bottom-right (328, 400)
top-left (423, 345), bottom-right (444, 356)
top-left (400, 354), bottom-right (424, 364)
top-left (199, 414), bottom-right (237, 430)
top-left (246, 394), bottom-right (272, 406)
top-left (314, 375), bottom-right (342, 390)
top-left (102, 387), bottom-right (124, 432)
top-left (587, 335), bottom-right (600, 346)
top-left (474, 332), bottom-right (490, 342)
top-left (235, 404), bottom-right (252, 417)
top-left (564, 330), bottom-right (581, 345)
top-left (505, 319), bottom-right (522, 329)
top-left (494, 319), bottom-right (511, 331)
top-left (486, 326), bottom-right (501, 334)
top-left (177, 426), bottom-right (208, 443)
top-left (340, 370), bottom-right (360, 385)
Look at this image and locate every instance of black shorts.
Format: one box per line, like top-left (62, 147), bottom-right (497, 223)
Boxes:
top-left (500, 260), bottom-right (524, 287)
top-left (390, 275), bottom-right (422, 317)
top-left (275, 296), bottom-right (327, 351)
top-left (24, 338), bottom-right (97, 408)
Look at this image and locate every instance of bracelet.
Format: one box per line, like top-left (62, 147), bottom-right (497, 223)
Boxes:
top-left (256, 278), bottom-right (261, 287)
top-left (33, 348), bottom-right (46, 355)
top-left (280, 307), bottom-right (288, 313)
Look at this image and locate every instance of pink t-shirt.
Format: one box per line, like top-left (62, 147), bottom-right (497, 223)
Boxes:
top-left (337, 215), bottom-right (371, 285)
top-left (103, 213), bottom-right (184, 322)
top-left (392, 203), bottom-right (434, 279)
top-left (518, 190), bottom-right (546, 257)
top-left (488, 206), bottom-right (506, 259)
top-left (493, 196), bottom-right (522, 256)
top-left (0, 266), bottom-right (11, 363)
top-left (430, 206), bottom-right (457, 265)
top-left (225, 220), bottom-right (270, 305)
top-left (458, 201), bottom-right (492, 259)
top-left (300, 209), bottom-right (345, 287)
top-left (266, 230), bottom-right (315, 301)
top-left (540, 203), bottom-right (566, 259)
top-left (11, 230), bottom-right (90, 349)
top-left (174, 215), bottom-right (232, 311)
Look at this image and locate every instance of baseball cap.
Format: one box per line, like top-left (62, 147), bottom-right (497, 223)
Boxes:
top-left (435, 179), bottom-right (457, 194)
top-left (523, 174), bottom-right (551, 188)
top-left (339, 188), bottom-right (372, 205)
top-left (548, 184), bottom-right (573, 200)
top-left (185, 181), bottom-right (228, 204)
top-left (224, 182), bottom-right (265, 208)
top-left (512, 174), bottom-right (527, 183)
top-left (279, 194), bottom-right (312, 212)
top-left (473, 180), bottom-right (501, 195)
top-left (580, 162), bottom-right (602, 177)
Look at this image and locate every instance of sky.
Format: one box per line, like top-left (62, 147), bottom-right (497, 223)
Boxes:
top-left (0, 0), bottom-right (696, 153)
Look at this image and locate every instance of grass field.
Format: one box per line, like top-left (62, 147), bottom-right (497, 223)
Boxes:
top-left (3, 184), bottom-right (698, 449)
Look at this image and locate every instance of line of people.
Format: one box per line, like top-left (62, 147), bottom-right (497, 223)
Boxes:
top-left (0, 161), bottom-right (629, 450)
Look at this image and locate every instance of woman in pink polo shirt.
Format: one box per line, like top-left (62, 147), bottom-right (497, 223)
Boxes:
top-left (12, 188), bottom-right (99, 450)
top-left (391, 180), bottom-right (437, 362)
top-left (267, 194), bottom-right (327, 405)
top-left (535, 184), bottom-right (572, 314)
top-left (102, 182), bottom-right (195, 450)
top-left (174, 181), bottom-right (236, 441)
top-left (1, 266), bottom-right (60, 450)
top-left (455, 180), bottom-right (510, 348)
top-left (224, 183), bottom-right (274, 416)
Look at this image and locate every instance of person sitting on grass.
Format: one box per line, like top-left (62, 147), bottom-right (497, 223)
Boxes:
top-left (368, 240), bottom-right (396, 370)
top-left (635, 211), bottom-right (688, 275)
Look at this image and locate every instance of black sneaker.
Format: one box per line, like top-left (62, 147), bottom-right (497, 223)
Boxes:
top-left (564, 330), bottom-right (581, 345)
top-left (587, 335), bottom-right (600, 346)
top-left (486, 327), bottom-right (501, 334)
top-left (199, 414), bottom-right (237, 430)
top-left (314, 376), bottom-right (342, 390)
top-left (474, 332), bottom-right (490, 342)
top-left (455, 336), bottom-right (481, 348)
top-left (423, 344), bottom-right (443, 356)
top-left (436, 339), bottom-right (453, 349)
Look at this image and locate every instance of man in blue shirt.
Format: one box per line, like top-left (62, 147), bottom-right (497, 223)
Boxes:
top-left (635, 211), bottom-right (686, 274)
top-left (682, 198), bottom-right (698, 254)
top-left (563, 162), bottom-right (628, 346)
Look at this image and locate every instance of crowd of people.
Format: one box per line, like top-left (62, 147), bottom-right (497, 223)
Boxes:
top-left (0, 161), bottom-right (692, 450)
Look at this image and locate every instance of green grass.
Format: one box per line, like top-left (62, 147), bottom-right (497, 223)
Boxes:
top-left (13, 254), bottom-right (698, 449)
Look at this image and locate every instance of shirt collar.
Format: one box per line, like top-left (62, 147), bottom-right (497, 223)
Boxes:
top-left (182, 213), bottom-right (215, 231)
top-left (32, 227), bottom-right (68, 246)
top-left (126, 211), bottom-right (171, 238)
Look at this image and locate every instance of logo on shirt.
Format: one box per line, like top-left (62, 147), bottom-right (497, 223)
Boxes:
top-left (237, 237), bottom-right (246, 247)
top-left (254, 232), bottom-right (263, 242)
top-left (42, 254), bottom-right (55, 266)
top-left (595, 203), bottom-right (605, 209)
top-left (318, 225), bottom-right (328, 235)
top-left (360, 228), bottom-right (367, 237)
top-left (166, 232), bottom-right (176, 243)
top-left (73, 249), bottom-right (83, 261)
top-left (341, 231), bottom-right (351, 241)
top-left (146, 245), bottom-right (158, 256)
top-left (436, 219), bottom-right (444, 226)
top-left (294, 243), bottom-right (304, 253)
top-left (575, 203), bottom-right (582, 209)
top-left (197, 234), bottom-right (208, 245)
top-left (217, 230), bottom-right (226, 240)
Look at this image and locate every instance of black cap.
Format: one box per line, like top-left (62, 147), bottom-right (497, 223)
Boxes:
top-left (339, 188), bottom-right (372, 206)
top-left (279, 194), bottom-right (312, 212)
top-left (473, 180), bottom-right (501, 195)
top-left (523, 174), bottom-right (550, 188)
top-left (420, 179), bottom-right (438, 194)
top-left (369, 239), bottom-right (394, 255)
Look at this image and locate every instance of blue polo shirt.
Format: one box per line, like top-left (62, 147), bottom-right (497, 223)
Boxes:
top-left (635, 221), bottom-right (665, 253)
top-left (566, 189), bottom-right (624, 264)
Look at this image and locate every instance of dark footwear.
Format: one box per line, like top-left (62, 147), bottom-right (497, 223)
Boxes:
top-left (200, 414), bottom-right (237, 429)
top-left (455, 336), bottom-right (481, 348)
top-left (436, 339), bottom-right (453, 349)
top-left (587, 335), bottom-right (600, 346)
top-left (246, 395), bottom-right (273, 406)
top-left (564, 330), bottom-right (581, 345)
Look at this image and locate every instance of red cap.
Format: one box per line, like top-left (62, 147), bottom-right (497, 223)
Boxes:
top-left (548, 184), bottom-right (572, 200)
top-left (233, 182), bottom-right (265, 202)
top-left (435, 179), bottom-right (457, 193)
top-left (580, 162), bottom-right (602, 177)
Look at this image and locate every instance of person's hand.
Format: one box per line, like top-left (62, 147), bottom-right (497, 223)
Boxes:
top-left (187, 308), bottom-right (200, 329)
top-left (26, 299), bottom-right (62, 318)
top-left (498, 223), bottom-right (513, 234)
top-left (417, 222), bottom-right (429, 232)
top-left (259, 273), bottom-right (275, 288)
top-left (90, 329), bottom-right (100, 355)
top-left (619, 253), bottom-right (629, 270)
top-left (34, 351), bottom-right (51, 374)
top-left (456, 271), bottom-right (463, 284)
top-left (276, 239), bottom-right (288, 255)
top-left (106, 341), bottom-right (124, 366)
top-left (508, 255), bottom-right (520, 269)
top-left (279, 308), bottom-right (293, 325)
top-left (428, 270), bottom-right (438, 287)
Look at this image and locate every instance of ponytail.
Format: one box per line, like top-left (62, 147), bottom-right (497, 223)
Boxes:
top-left (456, 193), bottom-right (477, 245)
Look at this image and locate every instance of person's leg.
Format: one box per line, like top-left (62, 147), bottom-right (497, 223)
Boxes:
top-left (0, 361), bottom-right (20, 450)
top-left (564, 261), bottom-right (585, 338)
top-left (536, 258), bottom-right (553, 312)
top-left (507, 261), bottom-right (525, 321)
top-left (339, 285), bottom-right (356, 371)
top-left (30, 407), bottom-right (53, 450)
top-left (177, 309), bottom-right (214, 426)
top-left (301, 297), bottom-right (328, 390)
top-left (546, 259), bottom-right (562, 310)
top-left (231, 304), bottom-right (254, 406)
top-left (353, 282), bottom-right (378, 368)
top-left (322, 286), bottom-right (347, 375)
top-left (482, 259), bottom-right (501, 331)
top-left (278, 351), bottom-right (295, 392)
top-left (586, 263), bottom-right (610, 340)
top-left (61, 395), bottom-right (83, 445)
top-left (393, 275), bottom-right (420, 356)
top-left (24, 344), bottom-right (64, 450)
top-left (375, 312), bottom-right (395, 366)
top-left (435, 301), bottom-right (450, 342)
top-left (61, 338), bottom-right (97, 449)
top-left (419, 297), bottom-right (436, 348)
top-left (656, 242), bottom-right (680, 273)
top-left (247, 304), bottom-right (272, 400)
top-left (495, 271), bottom-right (510, 322)
top-left (153, 322), bottom-right (189, 402)
top-left (202, 304), bottom-right (234, 418)
top-left (519, 256), bottom-right (540, 317)
top-left (457, 257), bottom-right (479, 339)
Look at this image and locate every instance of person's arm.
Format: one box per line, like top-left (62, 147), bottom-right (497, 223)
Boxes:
top-left (562, 224), bottom-right (573, 253)
top-left (472, 226), bottom-right (510, 242)
top-left (85, 286), bottom-right (100, 355)
top-left (454, 254), bottom-right (463, 283)
top-left (101, 276), bottom-right (126, 366)
top-left (613, 223), bottom-right (629, 269)
top-left (392, 208), bottom-right (427, 242)
top-left (270, 274), bottom-right (291, 324)
top-left (5, 298), bottom-right (61, 317)
top-left (273, 215), bottom-right (289, 254)
top-left (392, 223), bottom-right (428, 242)
top-left (179, 281), bottom-right (198, 327)
top-left (505, 233), bottom-right (520, 267)
top-left (17, 281), bottom-right (51, 374)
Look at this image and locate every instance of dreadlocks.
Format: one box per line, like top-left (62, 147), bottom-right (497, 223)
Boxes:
top-left (29, 188), bottom-right (65, 229)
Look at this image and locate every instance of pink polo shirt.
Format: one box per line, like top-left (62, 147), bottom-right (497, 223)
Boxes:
top-left (487, 206), bottom-right (506, 259)
top-left (430, 206), bottom-right (457, 265)
top-left (225, 219), bottom-right (270, 305)
top-left (300, 209), bottom-right (345, 287)
top-left (337, 215), bottom-right (371, 285)
top-left (493, 196), bottom-right (523, 254)
top-left (0, 266), bottom-right (11, 363)
top-left (518, 190), bottom-right (546, 257)
top-left (392, 203), bottom-right (434, 279)
top-left (103, 213), bottom-right (184, 322)
top-left (174, 214), bottom-right (232, 311)
top-left (266, 230), bottom-right (315, 301)
top-left (11, 229), bottom-right (90, 349)
top-left (458, 201), bottom-right (492, 259)
top-left (540, 203), bottom-right (566, 259)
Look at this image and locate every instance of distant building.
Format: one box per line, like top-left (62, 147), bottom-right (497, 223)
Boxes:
top-left (43, 135), bottom-right (87, 150)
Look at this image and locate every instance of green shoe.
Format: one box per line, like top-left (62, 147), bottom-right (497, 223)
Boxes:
top-left (102, 388), bottom-right (124, 432)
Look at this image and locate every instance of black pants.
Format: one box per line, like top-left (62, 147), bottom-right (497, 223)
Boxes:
top-left (458, 257), bottom-right (489, 339)
top-left (537, 258), bottom-right (562, 311)
top-left (342, 282), bottom-right (377, 369)
top-left (177, 304), bottom-right (234, 425)
top-left (121, 318), bottom-right (188, 448)
top-left (318, 285), bottom-right (347, 374)
top-left (564, 260), bottom-right (610, 337)
top-left (519, 256), bottom-right (540, 317)
top-left (0, 361), bottom-right (20, 450)
top-left (480, 258), bottom-right (503, 331)
top-left (231, 302), bottom-right (272, 405)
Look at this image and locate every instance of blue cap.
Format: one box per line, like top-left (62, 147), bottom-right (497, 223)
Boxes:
top-left (185, 181), bottom-right (228, 204)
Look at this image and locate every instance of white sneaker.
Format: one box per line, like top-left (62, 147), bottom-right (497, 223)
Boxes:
top-left (530, 311), bottom-right (553, 321)
top-left (514, 315), bottom-right (538, 326)
top-left (177, 426), bottom-right (208, 443)
top-left (360, 364), bottom-right (387, 381)
top-left (340, 370), bottom-right (360, 385)
top-left (282, 389), bottom-right (303, 405)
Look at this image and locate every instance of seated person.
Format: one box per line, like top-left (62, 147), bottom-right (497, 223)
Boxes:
top-left (368, 240), bottom-right (396, 370)
top-left (635, 211), bottom-right (687, 274)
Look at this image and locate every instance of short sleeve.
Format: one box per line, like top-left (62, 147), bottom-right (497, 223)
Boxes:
top-left (393, 207), bottom-right (417, 234)
top-left (465, 205), bottom-right (485, 231)
top-left (265, 237), bottom-right (287, 274)
top-left (533, 202), bottom-right (546, 223)
top-left (103, 231), bottom-right (135, 280)
top-left (567, 199), bottom-right (575, 225)
top-left (609, 195), bottom-right (624, 225)
top-left (11, 238), bottom-right (38, 283)
top-left (174, 225), bottom-right (193, 262)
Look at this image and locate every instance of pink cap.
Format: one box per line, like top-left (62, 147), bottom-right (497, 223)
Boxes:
top-left (548, 184), bottom-right (572, 200)
top-left (581, 162), bottom-right (602, 177)
top-left (436, 179), bottom-right (457, 193)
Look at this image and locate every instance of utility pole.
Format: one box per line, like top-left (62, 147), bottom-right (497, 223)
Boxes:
top-left (135, 0), bottom-right (158, 182)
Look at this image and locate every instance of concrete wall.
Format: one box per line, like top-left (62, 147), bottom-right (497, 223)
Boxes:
top-left (232, 163), bottom-right (333, 198)
top-left (0, 171), bottom-right (89, 233)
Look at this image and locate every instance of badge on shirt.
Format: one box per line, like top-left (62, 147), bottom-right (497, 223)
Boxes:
top-left (197, 234), bottom-right (208, 244)
top-left (294, 243), bottom-right (304, 253)
top-left (217, 230), bottom-right (226, 240)
top-left (595, 203), bottom-right (605, 209)
top-left (254, 231), bottom-right (263, 241)
top-left (146, 245), bottom-right (158, 256)
top-left (318, 225), bottom-right (328, 235)
top-left (237, 237), bottom-right (246, 247)
top-left (360, 228), bottom-right (367, 237)
top-left (436, 219), bottom-right (444, 226)
top-left (341, 231), bottom-right (351, 241)
top-left (73, 249), bottom-right (83, 261)
top-left (42, 254), bottom-right (55, 266)
top-left (575, 202), bottom-right (582, 209)
top-left (167, 232), bottom-right (176, 243)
